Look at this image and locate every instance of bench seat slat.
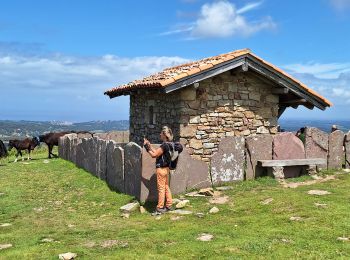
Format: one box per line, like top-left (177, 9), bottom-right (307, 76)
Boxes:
top-left (258, 158), bottom-right (326, 167)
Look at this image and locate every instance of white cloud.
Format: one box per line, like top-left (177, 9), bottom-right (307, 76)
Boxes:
top-left (283, 62), bottom-right (350, 105)
top-left (0, 52), bottom-right (188, 121)
top-left (329, 0), bottom-right (350, 11)
top-left (284, 62), bottom-right (350, 79)
top-left (162, 0), bottom-right (276, 39)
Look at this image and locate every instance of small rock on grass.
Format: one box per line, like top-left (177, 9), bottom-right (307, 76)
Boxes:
top-left (155, 216), bottom-right (162, 220)
top-left (337, 237), bottom-right (349, 242)
top-left (172, 198), bottom-right (182, 204)
top-left (0, 192), bottom-right (5, 196)
top-left (215, 186), bottom-right (233, 191)
top-left (0, 244), bottom-right (12, 250)
top-left (307, 190), bottom-right (331, 195)
top-left (185, 191), bottom-right (205, 197)
top-left (343, 169), bottom-right (350, 173)
top-left (209, 207), bottom-right (219, 214)
top-left (139, 206), bottom-right (146, 214)
top-left (58, 252), bottom-right (77, 260)
top-left (43, 160), bottom-right (50, 164)
top-left (197, 233), bottom-right (214, 242)
top-left (121, 213), bottom-right (130, 219)
top-left (196, 213), bottom-right (205, 218)
top-left (290, 216), bottom-right (302, 221)
top-left (209, 196), bottom-right (229, 204)
top-left (281, 238), bottom-right (293, 243)
top-left (261, 198), bottom-right (274, 205)
top-left (314, 202), bottom-right (327, 208)
top-left (120, 202), bottom-right (140, 213)
top-left (0, 223), bottom-right (12, 227)
top-left (176, 200), bottom-right (190, 209)
top-left (171, 216), bottom-right (183, 221)
top-left (41, 238), bottom-right (55, 243)
top-left (101, 240), bottom-right (128, 248)
top-left (199, 188), bottom-right (214, 197)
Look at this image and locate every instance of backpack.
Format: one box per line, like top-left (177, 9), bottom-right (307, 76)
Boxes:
top-left (164, 142), bottom-right (183, 170)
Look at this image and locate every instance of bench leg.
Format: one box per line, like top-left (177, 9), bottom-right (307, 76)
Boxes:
top-left (307, 164), bottom-right (317, 175)
top-left (267, 166), bottom-right (285, 180)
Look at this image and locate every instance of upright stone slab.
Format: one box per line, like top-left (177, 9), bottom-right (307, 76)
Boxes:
top-left (245, 135), bottom-right (273, 180)
top-left (171, 148), bottom-right (210, 193)
top-left (85, 137), bottom-right (96, 175)
top-left (273, 132), bottom-right (305, 160)
top-left (345, 132), bottom-right (350, 169)
top-left (66, 133), bottom-right (77, 163)
top-left (305, 127), bottom-right (328, 169)
top-left (328, 130), bottom-right (345, 170)
top-left (96, 138), bottom-right (107, 180)
top-left (58, 136), bottom-right (65, 159)
top-left (273, 132), bottom-right (306, 178)
top-left (124, 142), bottom-right (142, 198)
top-left (76, 138), bottom-right (87, 169)
top-left (140, 145), bottom-right (160, 202)
top-left (106, 141), bottom-right (125, 192)
top-left (211, 137), bottom-right (245, 184)
top-left (71, 137), bottom-right (81, 164)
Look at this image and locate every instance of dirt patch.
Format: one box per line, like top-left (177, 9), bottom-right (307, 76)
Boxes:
top-left (281, 175), bottom-right (336, 189)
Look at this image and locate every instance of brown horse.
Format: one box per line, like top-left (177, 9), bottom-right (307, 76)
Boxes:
top-left (39, 131), bottom-right (93, 158)
top-left (8, 137), bottom-right (40, 162)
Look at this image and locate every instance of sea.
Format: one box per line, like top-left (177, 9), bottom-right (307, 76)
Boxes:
top-left (279, 119), bottom-right (350, 133)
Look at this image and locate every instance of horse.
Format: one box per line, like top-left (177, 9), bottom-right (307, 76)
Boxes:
top-left (8, 137), bottom-right (40, 162)
top-left (0, 140), bottom-right (8, 158)
top-left (39, 131), bottom-right (93, 159)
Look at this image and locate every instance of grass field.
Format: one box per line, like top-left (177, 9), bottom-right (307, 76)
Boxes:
top-left (0, 149), bottom-right (350, 259)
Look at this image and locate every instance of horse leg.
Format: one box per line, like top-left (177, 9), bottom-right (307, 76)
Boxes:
top-left (28, 149), bottom-right (31, 160)
top-left (14, 150), bottom-right (19, 163)
top-left (20, 150), bottom-right (24, 161)
top-left (48, 145), bottom-right (52, 159)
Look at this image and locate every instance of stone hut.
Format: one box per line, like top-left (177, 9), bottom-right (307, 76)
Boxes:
top-left (105, 49), bottom-right (331, 161)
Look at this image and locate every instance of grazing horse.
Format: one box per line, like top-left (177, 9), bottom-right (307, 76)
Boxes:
top-left (8, 137), bottom-right (40, 162)
top-left (39, 131), bottom-right (93, 159)
top-left (39, 132), bottom-right (71, 159)
top-left (0, 140), bottom-right (8, 159)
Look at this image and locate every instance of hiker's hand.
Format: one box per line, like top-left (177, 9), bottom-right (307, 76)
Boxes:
top-left (143, 138), bottom-right (150, 146)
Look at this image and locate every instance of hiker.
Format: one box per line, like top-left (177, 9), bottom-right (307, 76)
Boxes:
top-left (331, 125), bottom-right (338, 132)
top-left (143, 126), bottom-right (174, 214)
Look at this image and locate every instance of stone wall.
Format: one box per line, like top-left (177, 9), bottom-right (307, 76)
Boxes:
top-left (130, 70), bottom-right (279, 162)
top-left (59, 128), bottom-right (350, 202)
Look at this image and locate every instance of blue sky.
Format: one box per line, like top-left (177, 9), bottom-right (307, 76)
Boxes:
top-left (1, 0), bottom-right (350, 122)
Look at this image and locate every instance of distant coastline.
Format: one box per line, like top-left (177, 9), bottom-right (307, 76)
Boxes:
top-left (0, 119), bottom-right (349, 141)
top-left (279, 119), bottom-right (350, 133)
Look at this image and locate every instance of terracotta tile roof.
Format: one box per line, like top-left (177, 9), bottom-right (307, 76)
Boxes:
top-left (104, 49), bottom-right (332, 107)
top-left (104, 48), bottom-right (250, 97)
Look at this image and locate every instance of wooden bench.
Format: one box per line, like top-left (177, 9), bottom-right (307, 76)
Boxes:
top-left (258, 158), bottom-right (326, 179)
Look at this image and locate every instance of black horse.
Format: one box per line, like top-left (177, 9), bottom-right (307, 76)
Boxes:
top-left (0, 140), bottom-right (8, 159)
top-left (8, 137), bottom-right (40, 162)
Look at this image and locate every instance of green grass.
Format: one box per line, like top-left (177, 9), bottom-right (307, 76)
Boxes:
top-left (0, 149), bottom-right (350, 259)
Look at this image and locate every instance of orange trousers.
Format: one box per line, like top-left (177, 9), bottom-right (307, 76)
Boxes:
top-left (156, 167), bottom-right (172, 209)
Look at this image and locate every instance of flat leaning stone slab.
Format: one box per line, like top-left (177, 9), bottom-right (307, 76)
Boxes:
top-left (169, 209), bottom-right (193, 215)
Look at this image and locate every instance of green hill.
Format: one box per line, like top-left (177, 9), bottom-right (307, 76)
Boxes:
top-left (0, 150), bottom-right (349, 259)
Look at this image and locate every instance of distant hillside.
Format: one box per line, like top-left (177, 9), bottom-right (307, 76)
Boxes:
top-left (0, 120), bottom-right (129, 140)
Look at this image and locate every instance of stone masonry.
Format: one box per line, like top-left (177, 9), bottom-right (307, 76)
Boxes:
top-left (130, 70), bottom-right (279, 161)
